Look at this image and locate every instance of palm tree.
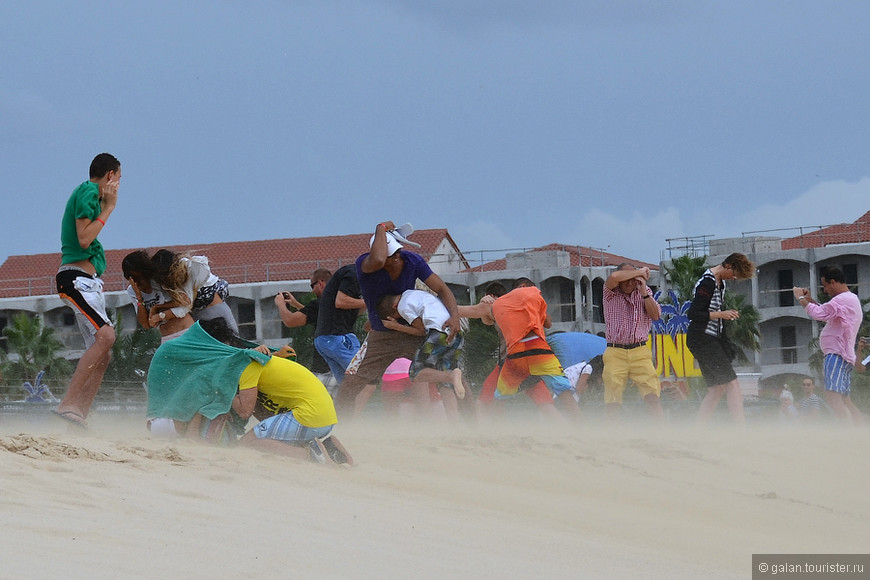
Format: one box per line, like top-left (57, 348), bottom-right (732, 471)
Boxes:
top-left (662, 254), bottom-right (707, 302)
top-left (723, 293), bottom-right (761, 363)
top-left (103, 316), bottom-right (161, 390)
top-left (0, 313), bottom-right (73, 386)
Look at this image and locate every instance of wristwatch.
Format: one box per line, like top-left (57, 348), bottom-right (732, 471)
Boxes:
top-left (158, 311), bottom-right (166, 320)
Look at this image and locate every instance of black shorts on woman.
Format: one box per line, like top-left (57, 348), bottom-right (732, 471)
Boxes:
top-left (686, 332), bottom-right (737, 387)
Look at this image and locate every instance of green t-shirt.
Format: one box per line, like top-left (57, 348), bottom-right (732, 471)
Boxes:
top-left (60, 180), bottom-right (106, 276)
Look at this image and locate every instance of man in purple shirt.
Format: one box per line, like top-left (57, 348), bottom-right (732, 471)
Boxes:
top-left (793, 266), bottom-right (864, 424)
top-left (335, 221), bottom-right (460, 418)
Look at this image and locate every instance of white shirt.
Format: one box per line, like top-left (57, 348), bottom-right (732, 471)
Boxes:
top-left (397, 289), bottom-right (450, 332)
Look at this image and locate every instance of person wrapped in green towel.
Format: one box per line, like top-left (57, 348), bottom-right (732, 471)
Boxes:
top-left (147, 321), bottom-right (350, 464)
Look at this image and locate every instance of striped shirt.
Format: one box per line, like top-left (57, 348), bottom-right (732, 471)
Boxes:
top-left (797, 393), bottom-right (822, 415)
top-left (690, 270), bottom-right (725, 338)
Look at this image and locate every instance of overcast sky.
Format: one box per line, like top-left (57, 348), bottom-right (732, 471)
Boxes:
top-left (3, 1), bottom-right (869, 269)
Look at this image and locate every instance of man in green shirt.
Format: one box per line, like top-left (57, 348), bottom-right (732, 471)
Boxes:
top-left (53, 153), bottom-right (121, 428)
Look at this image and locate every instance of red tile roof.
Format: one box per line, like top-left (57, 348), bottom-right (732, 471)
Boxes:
top-left (780, 210), bottom-right (870, 250)
top-left (0, 229), bottom-right (461, 298)
top-left (464, 243), bottom-right (658, 273)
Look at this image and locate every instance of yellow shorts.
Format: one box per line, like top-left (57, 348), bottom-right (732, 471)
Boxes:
top-left (602, 345), bottom-right (661, 404)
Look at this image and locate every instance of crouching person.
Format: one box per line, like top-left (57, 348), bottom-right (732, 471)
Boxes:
top-left (233, 351), bottom-right (350, 464)
top-left (147, 320), bottom-right (351, 464)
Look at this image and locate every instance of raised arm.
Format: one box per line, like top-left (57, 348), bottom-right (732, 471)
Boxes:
top-left (359, 221), bottom-right (396, 274)
top-left (75, 178), bottom-right (118, 249)
top-left (606, 266), bottom-right (649, 290)
top-left (274, 293), bottom-right (310, 328)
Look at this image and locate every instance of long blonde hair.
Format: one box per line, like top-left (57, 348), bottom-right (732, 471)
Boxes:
top-left (152, 249), bottom-right (192, 306)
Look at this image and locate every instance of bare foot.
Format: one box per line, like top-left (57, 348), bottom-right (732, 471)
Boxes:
top-left (452, 368), bottom-right (465, 399)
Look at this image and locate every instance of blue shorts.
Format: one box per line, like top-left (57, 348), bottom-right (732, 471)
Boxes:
top-left (315, 333), bottom-right (361, 384)
top-left (823, 353), bottom-right (853, 395)
top-left (253, 412), bottom-right (334, 445)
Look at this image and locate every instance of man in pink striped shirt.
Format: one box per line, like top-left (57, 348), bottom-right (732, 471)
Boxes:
top-left (602, 263), bottom-right (664, 421)
top-left (793, 267), bottom-right (864, 424)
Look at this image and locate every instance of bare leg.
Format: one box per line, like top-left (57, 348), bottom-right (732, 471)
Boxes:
top-left (475, 398), bottom-right (506, 423)
top-left (57, 325), bottom-right (115, 419)
top-left (438, 386), bottom-right (460, 422)
top-left (451, 368), bottom-right (465, 399)
top-left (415, 367), bottom-right (458, 386)
top-left (844, 396), bottom-right (865, 425)
top-left (697, 385), bottom-right (725, 423)
top-left (352, 384), bottom-right (377, 418)
top-left (537, 403), bottom-right (570, 424)
top-left (824, 391), bottom-right (851, 423)
top-left (556, 391), bottom-right (581, 420)
top-left (407, 381), bottom-right (432, 416)
top-left (643, 393), bottom-right (665, 422)
top-left (335, 374), bottom-right (370, 418)
top-left (381, 390), bottom-right (405, 417)
top-left (723, 380), bottom-right (745, 425)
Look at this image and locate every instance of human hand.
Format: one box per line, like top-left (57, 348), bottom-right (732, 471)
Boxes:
top-left (129, 279), bottom-right (142, 299)
top-left (100, 178), bottom-right (119, 208)
top-left (792, 287), bottom-right (808, 299)
top-left (252, 345), bottom-right (271, 356)
top-left (638, 267), bottom-right (650, 280)
top-left (720, 309), bottom-right (739, 321)
top-left (275, 345), bottom-right (297, 359)
top-left (443, 314), bottom-right (460, 342)
top-left (378, 221), bottom-right (396, 231)
top-left (480, 295), bottom-right (496, 305)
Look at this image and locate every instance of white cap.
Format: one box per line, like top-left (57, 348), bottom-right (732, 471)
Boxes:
top-left (370, 230), bottom-right (404, 255)
top-left (391, 223), bottom-right (421, 248)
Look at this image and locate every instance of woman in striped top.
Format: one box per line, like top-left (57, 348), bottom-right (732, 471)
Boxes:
top-left (686, 253), bottom-right (755, 425)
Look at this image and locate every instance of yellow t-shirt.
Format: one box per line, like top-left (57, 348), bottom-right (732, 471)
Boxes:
top-left (239, 357), bottom-right (337, 428)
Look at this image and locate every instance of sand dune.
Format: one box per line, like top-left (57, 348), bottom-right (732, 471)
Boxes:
top-left (1, 413), bottom-right (868, 579)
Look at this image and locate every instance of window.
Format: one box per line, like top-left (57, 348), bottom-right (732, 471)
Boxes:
top-left (563, 281), bottom-right (576, 322)
top-left (0, 316), bottom-right (7, 353)
top-left (843, 263), bottom-right (858, 286)
top-left (237, 302), bottom-right (256, 340)
top-left (780, 326), bottom-right (797, 364)
top-left (592, 279), bottom-right (605, 324)
top-left (778, 269), bottom-right (794, 307)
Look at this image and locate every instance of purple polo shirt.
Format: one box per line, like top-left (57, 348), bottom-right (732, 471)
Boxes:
top-left (356, 251), bottom-right (434, 331)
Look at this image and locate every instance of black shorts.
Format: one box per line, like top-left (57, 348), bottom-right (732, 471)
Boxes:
top-left (686, 332), bottom-right (736, 387)
top-left (56, 267), bottom-right (112, 330)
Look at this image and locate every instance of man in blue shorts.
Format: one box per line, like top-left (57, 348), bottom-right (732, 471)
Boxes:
top-left (314, 264), bottom-right (366, 391)
top-left (793, 267), bottom-right (864, 424)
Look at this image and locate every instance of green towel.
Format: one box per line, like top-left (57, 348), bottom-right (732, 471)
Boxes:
top-left (146, 322), bottom-right (270, 421)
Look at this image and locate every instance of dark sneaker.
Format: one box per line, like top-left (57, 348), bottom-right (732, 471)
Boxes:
top-left (321, 435), bottom-right (353, 466)
top-left (307, 439), bottom-right (328, 464)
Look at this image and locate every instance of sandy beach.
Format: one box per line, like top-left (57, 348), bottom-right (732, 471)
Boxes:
top-left (1, 412), bottom-right (868, 579)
